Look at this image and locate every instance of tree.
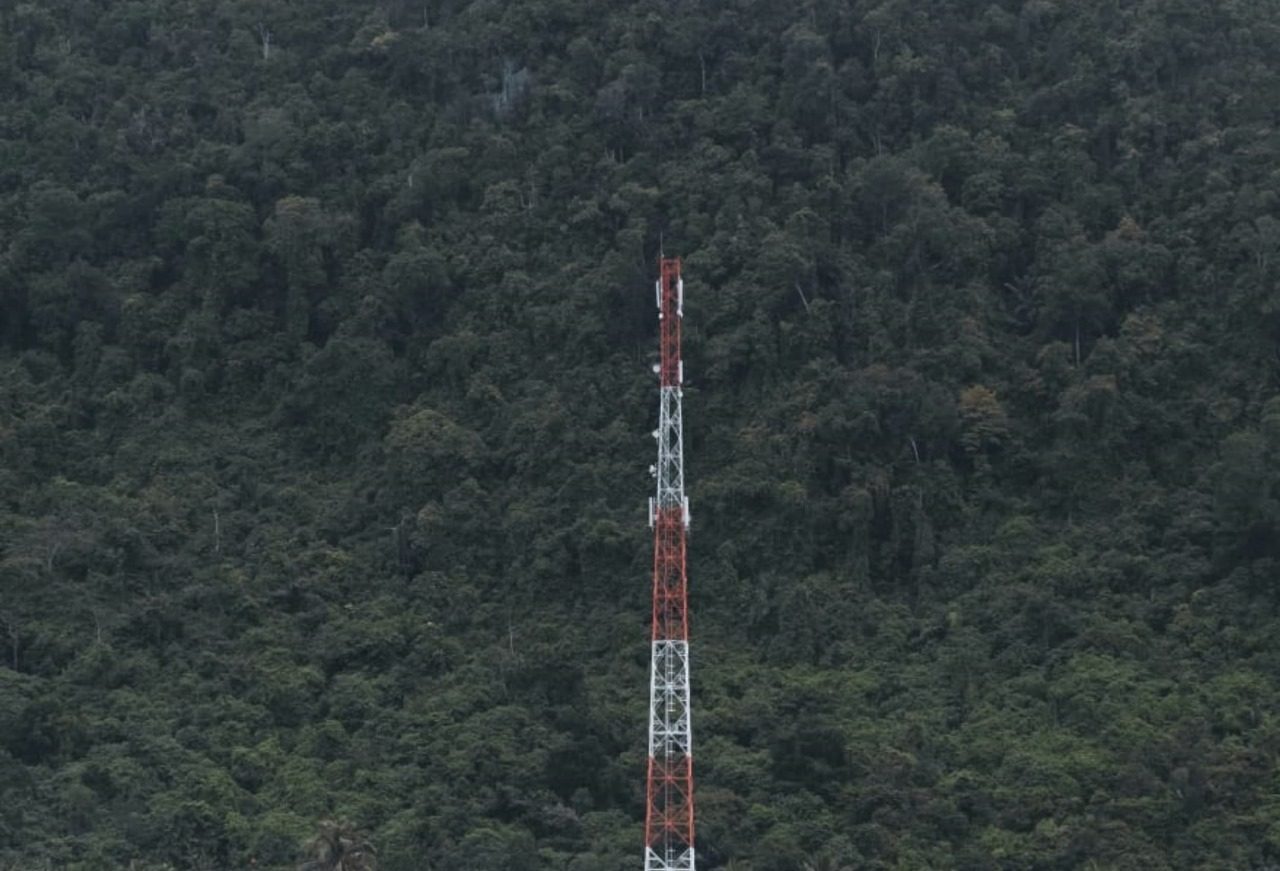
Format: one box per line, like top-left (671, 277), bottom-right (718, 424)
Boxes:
top-left (163, 195), bottom-right (260, 313)
top-left (802, 858), bottom-right (855, 871)
top-left (264, 197), bottom-right (346, 339)
top-left (299, 820), bottom-right (377, 871)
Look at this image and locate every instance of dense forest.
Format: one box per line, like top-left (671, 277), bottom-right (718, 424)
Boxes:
top-left (2, 0), bottom-right (1280, 868)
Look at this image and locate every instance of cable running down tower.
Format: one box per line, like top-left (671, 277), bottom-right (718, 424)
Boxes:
top-left (644, 257), bottom-right (695, 871)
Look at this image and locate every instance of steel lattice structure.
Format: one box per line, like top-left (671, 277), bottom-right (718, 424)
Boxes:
top-left (644, 257), bottom-right (695, 871)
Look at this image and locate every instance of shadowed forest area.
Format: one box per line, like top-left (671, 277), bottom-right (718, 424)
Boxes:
top-left (2, 0), bottom-right (1280, 868)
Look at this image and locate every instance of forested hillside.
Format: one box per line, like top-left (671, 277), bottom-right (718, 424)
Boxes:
top-left (3, 0), bottom-right (1280, 868)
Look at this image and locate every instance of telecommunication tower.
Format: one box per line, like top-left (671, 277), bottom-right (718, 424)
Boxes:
top-left (644, 257), bottom-right (695, 871)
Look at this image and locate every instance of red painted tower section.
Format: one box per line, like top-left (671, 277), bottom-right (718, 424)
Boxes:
top-left (644, 257), bottom-right (695, 871)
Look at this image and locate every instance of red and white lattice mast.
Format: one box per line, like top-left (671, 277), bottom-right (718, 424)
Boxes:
top-left (644, 257), bottom-right (695, 871)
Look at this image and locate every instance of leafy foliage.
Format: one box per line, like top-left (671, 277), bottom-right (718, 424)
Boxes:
top-left (2, 0), bottom-right (1280, 868)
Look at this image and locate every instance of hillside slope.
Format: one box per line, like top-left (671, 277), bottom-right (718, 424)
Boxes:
top-left (2, 1), bottom-right (1280, 868)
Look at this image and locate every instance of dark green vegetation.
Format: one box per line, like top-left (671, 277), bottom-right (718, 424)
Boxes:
top-left (2, 0), bottom-right (1280, 868)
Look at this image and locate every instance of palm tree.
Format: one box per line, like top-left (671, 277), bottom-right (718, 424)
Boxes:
top-left (298, 819), bottom-right (377, 871)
